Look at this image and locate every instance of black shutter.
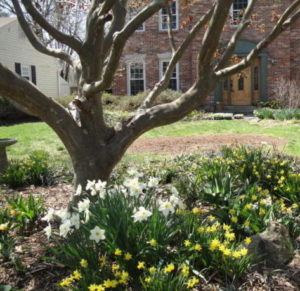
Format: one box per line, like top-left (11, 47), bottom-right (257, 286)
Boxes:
top-left (15, 63), bottom-right (21, 75)
top-left (31, 65), bottom-right (36, 84)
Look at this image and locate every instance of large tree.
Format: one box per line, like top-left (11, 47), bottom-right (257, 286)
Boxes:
top-left (1, 0), bottom-right (300, 186)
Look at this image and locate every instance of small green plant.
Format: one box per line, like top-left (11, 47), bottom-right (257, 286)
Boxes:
top-left (6, 194), bottom-right (45, 232)
top-left (0, 150), bottom-right (55, 188)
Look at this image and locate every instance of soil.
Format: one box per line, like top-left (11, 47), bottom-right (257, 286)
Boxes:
top-left (0, 134), bottom-right (298, 290)
top-left (128, 134), bottom-right (287, 155)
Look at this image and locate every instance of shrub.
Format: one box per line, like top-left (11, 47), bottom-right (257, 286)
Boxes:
top-left (0, 151), bottom-right (55, 188)
top-left (55, 94), bottom-right (77, 107)
top-left (272, 77), bottom-right (300, 109)
top-left (254, 108), bottom-right (300, 120)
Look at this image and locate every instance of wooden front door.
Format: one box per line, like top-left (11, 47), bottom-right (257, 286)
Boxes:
top-left (222, 58), bottom-right (260, 106)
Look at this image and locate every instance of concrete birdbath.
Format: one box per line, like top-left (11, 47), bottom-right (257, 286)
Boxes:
top-left (0, 138), bottom-right (17, 172)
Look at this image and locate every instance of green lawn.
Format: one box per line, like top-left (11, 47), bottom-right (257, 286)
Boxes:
top-left (1, 120), bottom-right (300, 168)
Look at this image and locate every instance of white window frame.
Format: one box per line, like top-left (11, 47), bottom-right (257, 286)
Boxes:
top-left (159, 59), bottom-right (179, 91)
top-left (230, 0), bottom-right (248, 26)
top-left (159, 0), bottom-right (179, 31)
top-left (127, 7), bottom-right (145, 32)
top-left (127, 61), bottom-right (146, 96)
top-left (21, 64), bottom-right (32, 81)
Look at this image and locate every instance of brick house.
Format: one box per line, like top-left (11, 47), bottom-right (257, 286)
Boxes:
top-left (112, 0), bottom-right (300, 112)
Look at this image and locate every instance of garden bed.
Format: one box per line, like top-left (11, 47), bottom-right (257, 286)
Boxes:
top-left (128, 134), bottom-right (287, 154)
top-left (0, 146), bottom-right (299, 290)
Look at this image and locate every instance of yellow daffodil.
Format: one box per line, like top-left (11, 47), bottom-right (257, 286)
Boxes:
top-left (137, 261), bottom-right (146, 269)
top-left (80, 259), bottom-right (88, 268)
top-left (148, 239), bottom-right (157, 247)
top-left (114, 248), bottom-right (122, 256)
top-left (124, 252), bottom-right (132, 260)
top-left (164, 263), bottom-right (175, 273)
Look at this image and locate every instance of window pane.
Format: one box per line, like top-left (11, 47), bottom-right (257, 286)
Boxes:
top-left (169, 79), bottom-right (177, 91)
top-left (129, 63), bottom-right (144, 95)
top-left (238, 76), bottom-right (244, 91)
top-left (160, 1), bottom-right (178, 30)
top-left (232, 0), bottom-right (248, 24)
top-left (254, 66), bottom-right (259, 91)
top-left (161, 61), bottom-right (178, 90)
top-left (130, 80), bottom-right (144, 95)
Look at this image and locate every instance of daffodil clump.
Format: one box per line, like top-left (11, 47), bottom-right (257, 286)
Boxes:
top-left (0, 194), bottom-right (45, 261)
top-left (45, 146), bottom-right (299, 290)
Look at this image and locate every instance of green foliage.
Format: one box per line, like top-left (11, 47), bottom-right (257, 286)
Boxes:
top-left (102, 90), bottom-right (182, 112)
top-left (0, 194), bottom-right (44, 263)
top-left (6, 194), bottom-right (45, 232)
top-left (255, 100), bottom-right (283, 109)
top-left (0, 151), bottom-right (55, 188)
top-left (254, 108), bottom-right (300, 120)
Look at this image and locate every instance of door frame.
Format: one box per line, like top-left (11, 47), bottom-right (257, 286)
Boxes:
top-left (214, 39), bottom-right (268, 105)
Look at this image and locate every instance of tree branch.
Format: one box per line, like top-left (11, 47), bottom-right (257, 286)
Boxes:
top-left (167, 3), bottom-right (176, 52)
top-left (141, 3), bottom-right (216, 108)
top-left (215, 0), bottom-right (257, 71)
top-left (197, 0), bottom-right (233, 75)
top-left (215, 1), bottom-right (300, 78)
top-left (83, 0), bottom-right (168, 96)
top-left (19, 0), bottom-right (83, 54)
top-left (0, 62), bottom-right (83, 150)
top-left (11, 0), bottom-right (74, 65)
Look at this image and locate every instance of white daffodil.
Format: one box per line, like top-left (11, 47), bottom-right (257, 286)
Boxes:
top-left (55, 208), bottom-right (71, 221)
top-left (59, 220), bottom-right (71, 238)
top-left (41, 208), bottom-right (55, 222)
top-left (127, 168), bottom-right (143, 177)
top-left (75, 184), bottom-right (82, 196)
top-left (132, 206), bottom-right (152, 222)
top-left (158, 200), bottom-right (175, 216)
top-left (70, 213), bottom-right (80, 229)
top-left (84, 209), bottom-right (90, 223)
top-left (86, 180), bottom-right (96, 191)
top-left (148, 177), bottom-right (160, 188)
top-left (170, 195), bottom-right (185, 210)
top-left (170, 186), bottom-right (179, 196)
top-left (124, 177), bottom-right (145, 196)
top-left (95, 180), bottom-right (107, 198)
top-left (89, 226), bottom-right (106, 243)
top-left (44, 224), bottom-right (52, 239)
top-left (78, 198), bottom-right (90, 213)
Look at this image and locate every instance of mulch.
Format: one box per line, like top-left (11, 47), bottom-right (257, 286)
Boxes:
top-left (128, 134), bottom-right (287, 154)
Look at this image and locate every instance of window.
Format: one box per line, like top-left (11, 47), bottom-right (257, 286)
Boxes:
top-left (21, 65), bottom-right (31, 81)
top-left (127, 7), bottom-right (145, 31)
top-left (159, 0), bottom-right (178, 31)
top-left (254, 66), bottom-right (259, 91)
top-left (238, 75), bottom-right (244, 91)
top-left (231, 0), bottom-right (248, 25)
top-left (15, 63), bottom-right (37, 84)
top-left (128, 62), bottom-right (145, 95)
top-left (160, 60), bottom-right (179, 91)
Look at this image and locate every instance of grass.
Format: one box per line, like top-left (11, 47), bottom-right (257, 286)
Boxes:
top-left (1, 119), bottom-right (300, 169)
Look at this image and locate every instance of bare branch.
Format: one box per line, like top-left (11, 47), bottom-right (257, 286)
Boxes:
top-left (19, 0), bottom-right (83, 54)
top-left (167, 3), bottom-right (176, 52)
top-left (83, 0), bottom-right (168, 96)
top-left (197, 0), bottom-right (233, 74)
top-left (11, 0), bottom-right (74, 65)
top-left (215, 0), bottom-right (257, 71)
top-left (141, 3), bottom-right (216, 108)
top-left (216, 1), bottom-right (300, 78)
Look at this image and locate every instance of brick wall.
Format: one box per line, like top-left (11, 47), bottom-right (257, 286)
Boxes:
top-left (112, 0), bottom-right (296, 106)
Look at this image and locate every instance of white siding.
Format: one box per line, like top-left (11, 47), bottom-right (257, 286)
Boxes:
top-left (0, 19), bottom-right (62, 98)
